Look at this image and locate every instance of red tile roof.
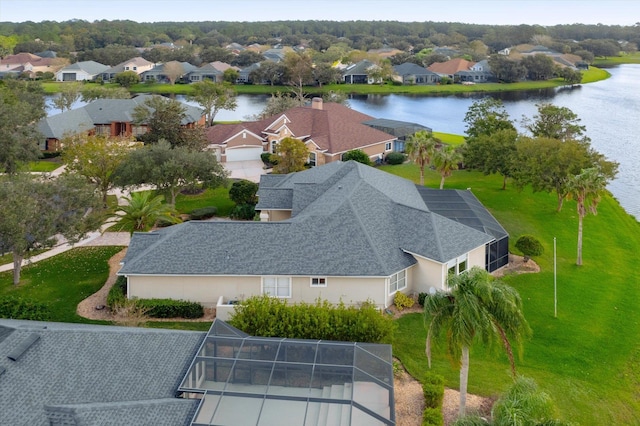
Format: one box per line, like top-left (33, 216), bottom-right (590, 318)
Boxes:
top-left (427, 58), bottom-right (475, 75)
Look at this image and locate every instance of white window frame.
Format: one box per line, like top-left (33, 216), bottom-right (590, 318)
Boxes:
top-left (271, 140), bottom-right (278, 154)
top-left (446, 254), bottom-right (469, 284)
top-left (389, 269), bottom-right (407, 294)
top-left (308, 151), bottom-right (317, 167)
top-left (262, 276), bottom-right (291, 298)
top-left (385, 142), bottom-right (392, 152)
top-left (310, 277), bottom-right (327, 287)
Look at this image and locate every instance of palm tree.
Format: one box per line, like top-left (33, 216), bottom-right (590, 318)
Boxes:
top-left (566, 167), bottom-right (607, 266)
top-left (115, 192), bottom-right (181, 234)
top-left (433, 145), bottom-right (463, 189)
top-left (424, 267), bottom-right (531, 418)
top-left (405, 130), bottom-right (439, 186)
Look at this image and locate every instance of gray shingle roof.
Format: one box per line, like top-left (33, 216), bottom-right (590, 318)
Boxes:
top-left (59, 60), bottom-right (109, 75)
top-left (0, 320), bottom-right (204, 426)
top-left (122, 161), bottom-right (494, 279)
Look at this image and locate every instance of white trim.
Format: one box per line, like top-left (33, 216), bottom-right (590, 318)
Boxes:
top-left (385, 142), bottom-right (392, 152)
top-left (389, 268), bottom-right (408, 295)
top-left (329, 138), bottom-right (397, 157)
top-left (310, 277), bottom-right (327, 287)
top-left (262, 276), bottom-right (292, 298)
top-left (121, 273), bottom-right (387, 279)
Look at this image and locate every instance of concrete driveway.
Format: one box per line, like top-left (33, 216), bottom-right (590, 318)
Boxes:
top-left (224, 160), bottom-right (269, 183)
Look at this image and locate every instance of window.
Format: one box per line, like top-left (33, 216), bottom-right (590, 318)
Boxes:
top-left (389, 269), bottom-right (407, 294)
top-left (263, 277), bottom-right (291, 298)
top-left (385, 142), bottom-right (392, 152)
top-left (271, 140), bottom-right (278, 154)
top-left (310, 277), bottom-right (326, 287)
top-left (447, 254), bottom-right (469, 283)
top-left (308, 152), bottom-right (316, 167)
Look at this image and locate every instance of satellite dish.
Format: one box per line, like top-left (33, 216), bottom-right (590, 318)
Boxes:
top-left (429, 287), bottom-right (436, 295)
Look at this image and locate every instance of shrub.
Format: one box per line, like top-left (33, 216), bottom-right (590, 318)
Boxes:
top-left (394, 291), bottom-right (415, 311)
top-left (342, 149), bottom-right (372, 166)
top-left (229, 295), bottom-right (396, 343)
top-left (423, 372), bottom-right (445, 408)
top-left (189, 206), bottom-right (218, 220)
top-left (261, 152), bottom-right (279, 166)
top-left (107, 276), bottom-right (127, 309)
top-left (386, 152), bottom-right (406, 165)
top-left (230, 203), bottom-right (256, 220)
top-left (0, 296), bottom-right (50, 321)
top-left (515, 235), bottom-right (545, 261)
top-left (418, 292), bottom-right (428, 307)
top-left (135, 298), bottom-right (204, 319)
top-left (422, 407), bottom-right (444, 426)
top-left (229, 180), bottom-right (259, 205)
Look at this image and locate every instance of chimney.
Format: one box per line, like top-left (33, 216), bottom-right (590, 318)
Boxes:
top-left (311, 97), bottom-right (323, 110)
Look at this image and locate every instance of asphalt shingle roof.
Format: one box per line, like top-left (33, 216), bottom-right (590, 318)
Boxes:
top-left (122, 161), bottom-right (493, 278)
top-left (0, 320), bottom-right (204, 426)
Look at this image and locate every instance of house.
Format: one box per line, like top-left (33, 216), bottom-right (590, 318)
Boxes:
top-left (427, 58), bottom-right (475, 79)
top-left (37, 94), bottom-right (205, 152)
top-left (187, 63), bottom-right (224, 83)
top-left (55, 60), bottom-right (109, 81)
top-left (205, 98), bottom-right (396, 163)
top-left (392, 62), bottom-right (440, 85)
top-left (0, 52), bottom-right (65, 77)
top-left (236, 62), bottom-right (261, 84)
top-left (118, 161), bottom-right (507, 315)
top-left (455, 59), bottom-right (495, 83)
top-left (342, 60), bottom-right (380, 84)
top-left (100, 56), bottom-right (154, 81)
top-left (141, 61), bottom-right (198, 83)
top-left (361, 118), bottom-right (432, 152)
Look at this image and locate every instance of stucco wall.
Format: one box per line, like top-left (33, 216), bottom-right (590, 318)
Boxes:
top-left (266, 210), bottom-right (292, 222)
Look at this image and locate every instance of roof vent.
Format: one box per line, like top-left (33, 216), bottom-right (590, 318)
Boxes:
top-left (7, 333), bottom-right (40, 362)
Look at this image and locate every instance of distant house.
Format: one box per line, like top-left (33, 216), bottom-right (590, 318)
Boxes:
top-left (392, 62), bottom-right (440, 85)
top-left (342, 60), bottom-right (380, 84)
top-left (361, 118), bottom-right (432, 152)
top-left (187, 63), bottom-right (224, 83)
top-left (455, 59), bottom-right (495, 83)
top-left (55, 60), bottom-right (109, 81)
top-left (141, 61), bottom-right (198, 83)
top-left (205, 98), bottom-right (396, 163)
top-left (262, 48), bottom-right (286, 62)
top-left (100, 57), bottom-right (154, 81)
top-left (0, 52), bottom-right (65, 77)
top-left (37, 95), bottom-right (204, 152)
top-left (237, 62), bottom-right (261, 84)
top-left (118, 161), bottom-right (507, 314)
top-left (427, 58), bottom-right (475, 79)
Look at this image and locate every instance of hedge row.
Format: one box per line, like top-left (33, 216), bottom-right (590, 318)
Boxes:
top-left (422, 371), bottom-right (445, 426)
top-left (106, 276), bottom-right (204, 319)
top-left (0, 296), bottom-right (50, 321)
top-left (228, 295), bottom-right (396, 343)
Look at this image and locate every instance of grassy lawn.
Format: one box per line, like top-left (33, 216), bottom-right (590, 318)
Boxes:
top-left (594, 52), bottom-right (640, 66)
top-left (0, 247), bottom-right (123, 323)
top-left (175, 185), bottom-right (235, 217)
top-left (433, 132), bottom-right (466, 146)
top-left (382, 163), bottom-right (640, 424)
top-left (28, 159), bottom-right (63, 173)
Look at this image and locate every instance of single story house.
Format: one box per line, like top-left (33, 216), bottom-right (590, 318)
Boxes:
top-left (342, 60), bottom-right (380, 84)
top-left (55, 60), bottom-right (109, 81)
top-left (427, 58), bottom-right (475, 79)
top-left (118, 161), bottom-right (506, 314)
top-left (37, 94), bottom-right (204, 151)
top-left (455, 59), bottom-right (495, 83)
top-left (141, 61), bottom-right (199, 83)
top-left (0, 318), bottom-right (393, 425)
top-left (0, 52), bottom-right (65, 77)
top-left (205, 98), bottom-right (396, 164)
top-left (361, 118), bottom-right (432, 152)
top-left (100, 56), bottom-right (154, 81)
top-left (392, 63), bottom-right (440, 85)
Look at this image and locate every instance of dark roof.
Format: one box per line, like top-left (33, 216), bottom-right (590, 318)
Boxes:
top-left (58, 60), bottom-right (109, 75)
top-left (121, 161), bottom-right (493, 278)
top-left (362, 118), bottom-right (432, 138)
top-left (342, 59), bottom-right (376, 76)
top-left (0, 319), bottom-right (204, 426)
top-left (393, 63), bottom-right (439, 76)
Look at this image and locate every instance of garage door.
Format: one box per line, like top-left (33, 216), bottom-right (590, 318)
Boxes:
top-left (226, 147), bottom-right (263, 162)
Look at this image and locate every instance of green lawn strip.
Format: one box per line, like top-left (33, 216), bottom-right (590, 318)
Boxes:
top-left (145, 321), bottom-right (212, 331)
top-left (28, 160), bottom-right (63, 172)
top-left (433, 132), bottom-right (466, 145)
top-left (0, 246), bottom-right (124, 323)
top-left (594, 53), bottom-right (640, 66)
top-left (385, 164), bottom-right (640, 424)
top-left (174, 185), bottom-right (235, 217)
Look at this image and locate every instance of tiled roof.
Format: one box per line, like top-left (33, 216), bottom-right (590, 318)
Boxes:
top-left (428, 58), bottom-right (475, 75)
top-left (121, 161), bottom-right (493, 278)
top-left (0, 320), bottom-right (204, 426)
top-left (58, 60), bottom-right (109, 75)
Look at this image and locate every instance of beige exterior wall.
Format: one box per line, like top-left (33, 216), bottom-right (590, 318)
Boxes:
top-left (264, 210), bottom-right (291, 222)
top-left (323, 140), bottom-right (395, 164)
top-left (467, 245), bottom-right (486, 270)
top-left (409, 257), bottom-right (446, 293)
top-left (127, 274), bottom-right (390, 309)
top-left (225, 132), bottom-right (263, 148)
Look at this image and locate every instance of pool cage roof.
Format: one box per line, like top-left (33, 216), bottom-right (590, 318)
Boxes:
top-left (179, 320), bottom-right (395, 426)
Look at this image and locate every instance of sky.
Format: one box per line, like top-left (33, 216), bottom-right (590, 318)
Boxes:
top-left (1, 0), bottom-right (639, 26)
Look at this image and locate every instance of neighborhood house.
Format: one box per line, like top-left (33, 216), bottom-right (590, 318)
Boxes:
top-left (118, 161), bottom-right (508, 318)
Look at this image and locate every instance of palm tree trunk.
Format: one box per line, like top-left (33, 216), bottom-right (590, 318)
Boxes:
top-left (440, 175), bottom-right (445, 190)
top-left (577, 213), bottom-right (583, 265)
top-left (420, 166), bottom-right (425, 186)
top-left (12, 251), bottom-right (23, 285)
top-left (459, 346), bottom-right (469, 417)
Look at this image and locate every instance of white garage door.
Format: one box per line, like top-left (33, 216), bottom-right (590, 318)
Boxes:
top-left (226, 147), bottom-right (263, 162)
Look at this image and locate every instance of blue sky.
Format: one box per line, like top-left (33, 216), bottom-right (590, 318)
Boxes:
top-left (1, 0), bottom-right (639, 26)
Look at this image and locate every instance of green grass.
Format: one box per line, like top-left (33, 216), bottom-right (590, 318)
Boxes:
top-left (0, 247), bottom-right (124, 323)
top-left (594, 52), bottom-right (640, 66)
top-left (434, 132), bottom-right (466, 146)
top-left (28, 159), bottom-right (62, 172)
top-left (174, 185), bottom-right (235, 217)
top-left (383, 163), bottom-right (640, 424)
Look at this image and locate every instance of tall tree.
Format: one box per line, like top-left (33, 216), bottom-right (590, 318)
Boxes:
top-left (114, 192), bottom-right (181, 234)
top-left (61, 134), bottom-right (140, 205)
top-left (115, 140), bottom-right (228, 205)
top-left (566, 167), bottom-right (609, 266)
top-left (283, 51), bottom-right (314, 105)
top-left (433, 145), bottom-right (463, 190)
top-left (188, 80), bottom-right (237, 126)
top-left (463, 129), bottom-right (518, 190)
top-left (424, 267), bottom-right (531, 417)
top-left (0, 80), bottom-right (46, 173)
top-left (405, 130), bottom-right (439, 186)
top-left (52, 82), bottom-right (82, 112)
top-left (524, 103), bottom-right (589, 143)
top-left (273, 137), bottom-right (308, 174)
top-left (162, 60), bottom-right (185, 85)
top-left (256, 91), bottom-right (299, 119)
top-left (0, 173), bottom-right (102, 284)
top-left (464, 98), bottom-right (516, 139)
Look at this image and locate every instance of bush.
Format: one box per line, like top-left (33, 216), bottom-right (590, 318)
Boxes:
top-left (0, 296), bottom-right (50, 321)
top-left (229, 295), bottom-right (396, 343)
top-left (422, 407), bottom-right (444, 426)
top-left (107, 276), bottom-right (127, 309)
top-left (135, 298), bottom-right (204, 319)
top-left (229, 180), bottom-right (258, 205)
top-left (386, 152), bottom-right (406, 165)
top-left (342, 149), bottom-right (372, 166)
top-left (418, 292), bottom-right (427, 307)
top-left (261, 152), bottom-right (279, 166)
top-left (423, 372), bottom-right (445, 408)
top-left (189, 206), bottom-right (218, 220)
top-left (230, 203), bottom-right (256, 220)
top-left (394, 291), bottom-right (415, 311)
top-left (515, 235), bottom-right (545, 260)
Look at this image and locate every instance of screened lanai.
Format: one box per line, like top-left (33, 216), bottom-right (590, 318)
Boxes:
top-left (179, 320), bottom-right (395, 426)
